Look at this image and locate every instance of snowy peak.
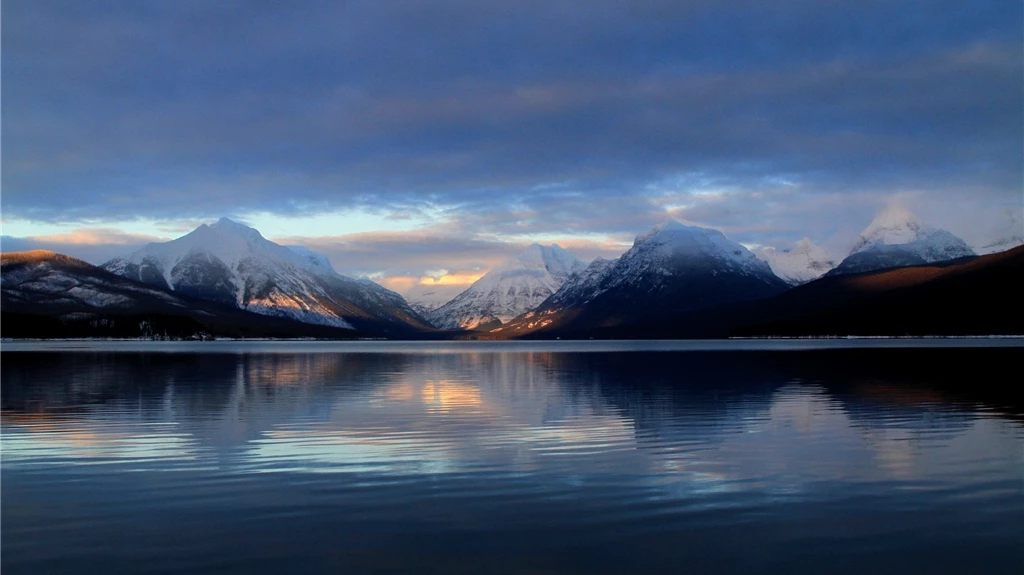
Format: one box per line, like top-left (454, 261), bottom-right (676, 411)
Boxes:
top-left (514, 243), bottom-right (550, 265)
top-left (830, 206), bottom-right (976, 276)
top-left (184, 217), bottom-right (271, 257)
top-left (977, 209), bottom-right (1024, 255)
top-left (632, 219), bottom-right (687, 247)
top-left (635, 220), bottom-right (737, 253)
top-left (495, 243), bottom-right (583, 277)
top-left (757, 238), bottom-right (836, 285)
top-left (863, 204), bottom-right (922, 238)
top-left (624, 220), bottom-right (773, 277)
top-left (494, 221), bottom-right (790, 336)
top-left (111, 217), bottom-right (332, 281)
top-left (101, 218), bottom-right (429, 334)
top-left (209, 217), bottom-right (265, 239)
top-left (851, 205), bottom-right (928, 253)
top-left (424, 243), bottom-right (587, 330)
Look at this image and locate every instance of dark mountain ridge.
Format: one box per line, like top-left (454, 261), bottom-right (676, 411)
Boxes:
top-left (1, 251), bottom-right (378, 339)
top-left (4, 240), bottom-right (1020, 340)
top-left (492, 221), bottom-right (790, 336)
top-left (528, 244), bottom-right (1024, 339)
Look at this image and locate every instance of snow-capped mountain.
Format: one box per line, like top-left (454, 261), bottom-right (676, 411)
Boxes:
top-left (976, 209), bottom-right (1024, 255)
top-left (756, 238), bottom-right (835, 285)
top-left (545, 257), bottom-right (619, 308)
top-left (494, 221), bottom-right (790, 335)
top-left (3, 251), bottom-right (193, 314)
top-left (286, 245), bottom-right (336, 273)
top-left (402, 282), bottom-right (468, 316)
top-left (828, 206), bottom-right (976, 276)
top-left (492, 256), bottom-right (619, 333)
top-left (1, 250), bottom-right (379, 338)
top-left (425, 243), bottom-right (587, 330)
top-left (602, 220), bottom-right (788, 298)
top-left (102, 218), bottom-right (430, 334)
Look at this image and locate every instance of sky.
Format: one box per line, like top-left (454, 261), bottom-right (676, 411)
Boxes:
top-left (3, 0), bottom-right (1022, 293)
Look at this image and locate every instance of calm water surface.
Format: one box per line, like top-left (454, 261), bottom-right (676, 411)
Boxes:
top-left (3, 341), bottom-right (1023, 574)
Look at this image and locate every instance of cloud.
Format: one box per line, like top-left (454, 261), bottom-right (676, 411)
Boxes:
top-left (378, 271), bottom-right (485, 294)
top-left (2, 0), bottom-right (1020, 259)
top-left (26, 228), bottom-right (167, 245)
top-left (0, 228), bottom-right (168, 264)
top-left (417, 272), bottom-right (486, 286)
top-left (275, 228), bottom-right (628, 281)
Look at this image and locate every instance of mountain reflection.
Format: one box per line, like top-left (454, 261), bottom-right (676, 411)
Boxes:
top-left (2, 348), bottom-right (1021, 489)
top-left (4, 345), bottom-right (1023, 575)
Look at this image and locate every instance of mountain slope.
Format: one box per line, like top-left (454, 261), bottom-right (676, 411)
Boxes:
top-left (1, 251), bottom-right (364, 339)
top-left (102, 218), bottom-right (431, 335)
top-left (425, 244), bottom-right (587, 330)
top-left (491, 257), bottom-right (619, 334)
top-left (757, 238), bottom-right (835, 285)
top-left (828, 206), bottom-right (975, 276)
top-left (493, 221), bottom-right (790, 336)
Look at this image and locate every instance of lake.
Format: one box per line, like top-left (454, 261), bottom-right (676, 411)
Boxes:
top-left (2, 340), bottom-right (1023, 574)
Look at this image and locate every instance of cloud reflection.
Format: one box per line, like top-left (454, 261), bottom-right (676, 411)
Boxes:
top-left (2, 348), bottom-right (1022, 505)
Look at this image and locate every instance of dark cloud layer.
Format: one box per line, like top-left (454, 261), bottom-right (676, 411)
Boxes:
top-left (3, 1), bottom-right (1022, 248)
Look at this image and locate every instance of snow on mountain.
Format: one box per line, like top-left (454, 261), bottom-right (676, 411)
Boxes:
top-left (851, 204), bottom-right (926, 249)
top-left (491, 256), bottom-right (618, 334)
top-left (102, 218), bottom-right (429, 333)
top-left (287, 245), bottom-right (336, 273)
top-left (613, 221), bottom-right (781, 284)
top-left (494, 221), bottom-right (790, 335)
top-left (1, 250), bottom-right (386, 338)
top-left (403, 282), bottom-right (468, 315)
top-left (546, 257), bottom-right (619, 307)
top-left (979, 234), bottom-right (1024, 256)
top-left (829, 206), bottom-right (976, 276)
top-left (976, 209), bottom-right (1024, 255)
top-left (2, 251), bottom-right (186, 311)
top-left (425, 243), bottom-right (587, 330)
top-left (756, 238), bottom-right (836, 285)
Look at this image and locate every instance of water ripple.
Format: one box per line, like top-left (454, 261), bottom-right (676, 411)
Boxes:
top-left (3, 345), bottom-right (1023, 574)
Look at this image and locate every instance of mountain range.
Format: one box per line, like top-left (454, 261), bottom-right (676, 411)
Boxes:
top-left (1, 250), bottom-right (365, 339)
top-left (2, 208), bottom-right (1020, 339)
top-left (492, 221), bottom-right (791, 336)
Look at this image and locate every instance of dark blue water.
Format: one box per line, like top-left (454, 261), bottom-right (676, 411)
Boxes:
top-left (3, 341), bottom-right (1023, 574)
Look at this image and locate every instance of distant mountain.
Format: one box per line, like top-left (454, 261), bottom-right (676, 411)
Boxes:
top-left (756, 238), bottom-right (835, 285)
top-left (1, 251), bottom-right (363, 339)
top-left (828, 206), bottom-right (975, 276)
top-left (735, 244), bottom-right (1024, 337)
top-left (102, 218), bottom-right (431, 335)
top-left (546, 257), bottom-right (620, 308)
top-left (403, 282), bottom-right (468, 316)
top-left (425, 244), bottom-right (587, 330)
top-left (504, 243), bottom-right (1024, 340)
top-left (493, 221), bottom-right (790, 336)
top-left (976, 209), bottom-right (1024, 255)
top-left (494, 257), bottom-right (619, 333)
